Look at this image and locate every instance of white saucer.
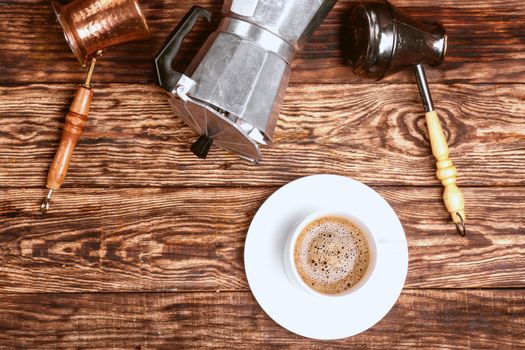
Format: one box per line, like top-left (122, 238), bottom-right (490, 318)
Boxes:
top-left (244, 175), bottom-right (408, 340)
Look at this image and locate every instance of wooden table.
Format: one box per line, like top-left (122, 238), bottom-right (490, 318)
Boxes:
top-left (1, 0), bottom-right (524, 348)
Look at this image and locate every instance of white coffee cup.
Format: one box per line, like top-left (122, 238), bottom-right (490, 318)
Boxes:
top-left (283, 210), bottom-right (378, 298)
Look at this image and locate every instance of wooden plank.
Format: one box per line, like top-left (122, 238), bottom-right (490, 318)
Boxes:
top-left (1, 83), bottom-right (524, 188)
top-left (0, 0), bottom-right (523, 84)
top-left (0, 290), bottom-right (522, 349)
top-left (1, 187), bottom-right (523, 293)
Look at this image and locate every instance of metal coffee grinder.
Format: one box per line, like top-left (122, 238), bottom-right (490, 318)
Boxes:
top-left (41, 0), bottom-right (150, 214)
top-left (155, 1), bottom-right (338, 162)
top-left (345, 0), bottom-right (466, 235)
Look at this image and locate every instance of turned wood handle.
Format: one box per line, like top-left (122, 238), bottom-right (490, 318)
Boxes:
top-left (426, 111), bottom-right (466, 224)
top-left (46, 86), bottom-right (93, 190)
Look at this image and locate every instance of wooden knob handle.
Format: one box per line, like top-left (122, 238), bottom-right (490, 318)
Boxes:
top-left (426, 111), bottom-right (466, 224)
top-left (46, 86), bottom-right (93, 190)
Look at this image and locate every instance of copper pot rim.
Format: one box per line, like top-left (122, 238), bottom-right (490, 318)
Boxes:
top-left (52, 1), bottom-right (89, 66)
top-left (124, 0), bottom-right (152, 39)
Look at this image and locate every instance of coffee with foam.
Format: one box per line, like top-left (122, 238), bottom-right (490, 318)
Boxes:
top-left (293, 215), bottom-right (370, 295)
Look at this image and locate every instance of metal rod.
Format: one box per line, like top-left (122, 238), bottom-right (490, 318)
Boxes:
top-left (40, 189), bottom-right (54, 214)
top-left (84, 50), bottom-right (103, 88)
top-left (455, 213), bottom-right (467, 237)
top-left (414, 64), bottom-right (434, 113)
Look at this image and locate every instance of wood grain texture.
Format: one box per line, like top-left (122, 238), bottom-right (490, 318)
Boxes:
top-left (0, 290), bottom-right (523, 349)
top-left (1, 83), bottom-right (524, 188)
top-left (1, 187), bottom-right (523, 293)
top-left (0, 0), bottom-right (523, 346)
top-left (0, 0), bottom-right (523, 84)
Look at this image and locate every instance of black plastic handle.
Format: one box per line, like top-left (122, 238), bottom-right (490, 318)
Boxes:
top-left (155, 6), bottom-right (212, 92)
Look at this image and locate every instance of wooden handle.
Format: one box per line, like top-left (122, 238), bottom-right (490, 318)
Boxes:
top-left (426, 111), bottom-right (466, 224)
top-left (46, 86), bottom-right (93, 190)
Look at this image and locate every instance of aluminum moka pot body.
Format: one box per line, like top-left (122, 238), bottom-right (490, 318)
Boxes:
top-left (52, 0), bottom-right (151, 67)
top-left (155, 1), bottom-right (337, 162)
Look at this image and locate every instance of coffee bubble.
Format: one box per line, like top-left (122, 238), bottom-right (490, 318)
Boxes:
top-left (293, 216), bottom-right (370, 295)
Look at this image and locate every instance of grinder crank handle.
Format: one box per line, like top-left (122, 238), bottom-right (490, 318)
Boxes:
top-left (47, 86), bottom-right (93, 191)
top-left (415, 64), bottom-right (466, 236)
top-left (155, 6), bottom-right (212, 92)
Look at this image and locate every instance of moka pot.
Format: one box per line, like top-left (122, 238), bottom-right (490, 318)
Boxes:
top-left (155, 1), bottom-right (338, 162)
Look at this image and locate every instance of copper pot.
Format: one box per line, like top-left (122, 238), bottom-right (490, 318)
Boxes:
top-left (52, 0), bottom-right (151, 66)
